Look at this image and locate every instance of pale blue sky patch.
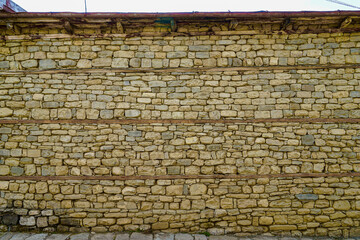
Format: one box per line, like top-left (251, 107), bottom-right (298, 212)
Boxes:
top-left (12, 0), bottom-right (360, 12)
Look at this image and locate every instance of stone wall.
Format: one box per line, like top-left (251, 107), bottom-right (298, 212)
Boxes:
top-left (1, 15), bottom-right (360, 237)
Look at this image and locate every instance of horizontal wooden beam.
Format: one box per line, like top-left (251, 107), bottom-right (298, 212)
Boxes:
top-left (1, 26), bottom-right (360, 40)
top-left (0, 118), bottom-right (360, 125)
top-left (0, 64), bottom-right (359, 75)
top-left (1, 11), bottom-right (360, 19)
top-left (0, 172), bottom-right (359, 181)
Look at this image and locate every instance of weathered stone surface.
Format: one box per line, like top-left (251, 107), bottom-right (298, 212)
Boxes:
top-left (2, 214), bottom-right (18, 225)
top-left (91, 233), bottom-right (115, 240)
top-left (333, 200), bottom-right (351, 210)
top-left (174, 234), bottom-right (193, 240)
top-left (259, 216), bottom-right (274, 225)
top-left (115, 233), bottom-right (130, 240)
top-left (7, 233), bottom-right (31, 240)
top-left (0, 108), bottom-right (13, 117)
top-left (0, 166), bottom-right (10, 175)
top-left (31, 109), bottom-right (50, 119)
top-left (112, 58), bottom-right (129, 68)
top-left (130, 233), bottom-right (153, 240)
top-left (302, 135), bottom-right (315, 146)
top-left (25, 234), bottom-right (48, 240)
top-left (19, 216), bottom-right (35, 226)
top-left (125, 110), bottom-right (141, 118)
top-left (154, 233), bottom-right (174, 240)
top-left (189, 184), bottom-right (207, 195)
top-left (70, 233), bottom-right (90, 240)
top-left (47, 234), bottom-right (71, 240)
top-left (21, 60), bottom-right (38, 68)
top-left (39, 59), bottom-right (56, 69)
top-left (296, 194), bottom-right (318, 200)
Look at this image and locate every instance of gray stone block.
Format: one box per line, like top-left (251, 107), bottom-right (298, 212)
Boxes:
top-left (115, 233), bottom-right (130, 240)
top-left (39, 59), bottom-right (56, 69)
top-left (130, 233), bottom-right (152, 240)
top-left (296, 194), bottom-right (319, 200)
top-left (174, 234), bottom-right (193, 240)
top-left (302, 135), bottom-right (315, 146)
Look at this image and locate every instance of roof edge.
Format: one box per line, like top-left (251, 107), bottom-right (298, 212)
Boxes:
top-left (1, 10), bottom-right (360, 18)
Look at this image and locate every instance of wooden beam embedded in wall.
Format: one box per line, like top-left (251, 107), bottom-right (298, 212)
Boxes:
top-left (6, 22), bottom-right (21, 34)
top-left (1, 118), bottom-right (360, 125)
top-left (64, 21), bottom-right (74, 34)
top-left (229, 20), bottom-right (238, 30)
top-left (0, 172), bottom-right (360, 181)
top-left (116, 21), bottom-right (124, 33)
top-left (340, 17), bottom-right (352, 28)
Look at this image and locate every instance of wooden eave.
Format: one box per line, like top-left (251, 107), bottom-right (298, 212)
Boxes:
top-left (0, 11), bottom-right (359, 35)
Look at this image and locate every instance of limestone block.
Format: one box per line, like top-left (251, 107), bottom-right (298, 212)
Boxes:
top-left (58, 109), bottom-right (72, 119)
top-left (36, 182), bottom-right (48, 194)
top-left (0, 166), bottom-right (10, 176)
top-left (32, 109), bottom-right (50, 119)
top-left (259, 216), bottom-right (274, 225)
top-left (166, 185), bottom-right (183, 195)
top-left (112, 58), bottom-right (129, 68)
top-left (189, 184), bottom-right (207, 195)
top-left (333, 200), bottom-right (351, 210)
top-left (185, 137), bottom-right (199, 144)
top-left (152, 222), bottom-right (169, 230)
top-left (39, 59), bottom-right (56, 69)
top-left (122, 187), bottom-right (136, 195)
top-left (19, 216), bottom-right (36, 226)
top-left (0, 108), bottom-right (13, 117)
top-left (237, 199), bottom-right (257, 208)
top-left (77, 59), bottom-right (92, 68)
top-left (92, 58), bottom-right (112, 67)
top-left (21, 60), bottom-right (38, 68)
top-left (86, 109), bottom-right (99, 119)
top-left (59, 60), bottom-right (76, 67)
top-left (125, 110), bottom-right (140, 118)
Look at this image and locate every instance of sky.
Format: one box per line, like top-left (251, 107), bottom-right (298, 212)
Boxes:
top-left (12, 0), bottom-right (360, 12)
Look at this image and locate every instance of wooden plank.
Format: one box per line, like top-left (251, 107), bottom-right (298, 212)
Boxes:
top-left (1, 26), bottom-right (360, 40)
top-left (1, 118), bottom-right (360, 124)
top-left (0, 64), bottom-right (359, 75)
top-left (0, 172), bottom-right (359, 181)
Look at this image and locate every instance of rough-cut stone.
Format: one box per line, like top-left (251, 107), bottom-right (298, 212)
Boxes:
top-left (0, 166), bottom-right (10, 175)
top-left (189, 184), bottom-right (207, 195)
top-left (0, 108), bottom-right (13, 117)
top-left (19, 216), bottom-right (35, 226)
top-left (130, 233), bottom-right (153, 240)
top-left (259, 216), bottom-right (274, 225)
top-left (7, 233), bottom-right (31, 240)
top-left (296, 194), bottom-right (318, 200)
top-left (70, 233), bottom-right (90, 240)
top-left (154, 233), bottom-right (174, 240)
top-left (115, 233), bottom-right (130, 240)
top-left (47, 234), bottom-right (71, 240)
top-left (31, 109), bottom-right (50, 119)
top-left (125, 110), bottom-right (141, 118)
top-left (333, 200), bottom-right (351, 210)
top-left (91, 233), bottom-right (115, 240)
top-left (2, 214), bottom-right (18, 225)
top-left (302, 135), bottom-right (315, 146)
top-left (112, 58), bottom-right (129, 68)
top-left (174, 234), bottom-right (193, 240)
top-left (39, 59), bottom-right (56, 69)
